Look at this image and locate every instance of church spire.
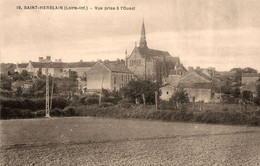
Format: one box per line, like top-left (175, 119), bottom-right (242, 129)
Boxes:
top-left (139, 20), bottom-right (147, 48)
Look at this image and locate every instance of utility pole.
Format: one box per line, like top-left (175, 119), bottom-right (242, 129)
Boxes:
top-left (45, 66), bottom-right (50, 118)
top-left (50, 76), bottom-right (54, 111)
top-left (99, 75), bottom-right (104, 106)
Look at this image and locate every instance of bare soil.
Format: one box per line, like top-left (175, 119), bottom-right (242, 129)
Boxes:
top-left (0, 117), bottom-right (260, 165)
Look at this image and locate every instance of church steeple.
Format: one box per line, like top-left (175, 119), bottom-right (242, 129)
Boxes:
top-left (139, 20), bottom-right (147, 48)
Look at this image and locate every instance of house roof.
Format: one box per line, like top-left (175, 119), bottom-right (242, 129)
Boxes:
top-left (30, 62), bottom-right (51, 68)
top-left (101, 61), bottom-right (133, 74)
top-left (17, 63), bottom-right (28, 68)
top-left (65, 62), bottom-right (95, 68)
top-left (1, 63), bottom-right (16, 71)
top-left (29, 61), bottom-right (95, 68)
top-left (242, 73), bottom-right (260, 77)
top-left (179, 69), bottom-right (212, 83)
top-left (177, 83), bottom-right (213, 89)
top-left (160, 85), bottom-right (176, 90)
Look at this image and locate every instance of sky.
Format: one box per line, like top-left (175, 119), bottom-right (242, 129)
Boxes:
top-left (1, 0), bottom-right (260, 71)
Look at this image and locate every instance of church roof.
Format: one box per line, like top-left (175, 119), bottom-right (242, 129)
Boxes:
top-left (135, 47), bottom-right (182, 66)
top-left (137, 47), bottom-right (170, 58)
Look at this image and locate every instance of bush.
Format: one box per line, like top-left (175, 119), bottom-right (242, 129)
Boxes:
top-left (50, 108), bottom-right (62, 117)
top-left (0, 97), bottom-right (69, 111)
top-left (85, 96), bottom-right (99, 105)
top-left (247, 115), bottom-right (260, 126)
top-left (0, 107), bottom-right (35, 119)
top-left (99, 102), bottom-right (114, 107)
top-left (117, 100), bottom-right (133, 109)
top-left (63, 107), bottom-right (78, 116)
top-left (158, 100), bottom-right (176, 110)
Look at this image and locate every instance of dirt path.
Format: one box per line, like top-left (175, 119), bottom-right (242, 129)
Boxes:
top-left (1, 117), bottom-right (260, 165)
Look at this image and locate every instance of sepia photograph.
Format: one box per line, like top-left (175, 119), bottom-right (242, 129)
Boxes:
top-left (1, 0), bottom-right (260, 165)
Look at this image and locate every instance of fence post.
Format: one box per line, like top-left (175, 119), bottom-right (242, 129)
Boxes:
top-left (155, 91), bottom-right (158, 111)
top-left (142, 94), bottom-right (146, 106)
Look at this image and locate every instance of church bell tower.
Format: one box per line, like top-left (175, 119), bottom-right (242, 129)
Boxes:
top-left (139, 21), bottom-right (147, 48)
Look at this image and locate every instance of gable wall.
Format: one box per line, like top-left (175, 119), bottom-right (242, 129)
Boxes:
top-left (86, 63), bottom-right (111, 90)
top-left (127, 48), bottom-right (146, 78)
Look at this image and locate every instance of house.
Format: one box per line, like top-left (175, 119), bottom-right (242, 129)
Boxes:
top-left (86, 61), bottom-right (134, 92)
top-left (126, 21), bottom-right (185, 82)
top-left (0, 63), bottom-right (16, 75)
top-left (25, 61), bottom-right (66, 77)
top-left (240, 85), bottom-right (258, 98)
top-left (160, 85), bottom-right (176, 101)
top-left (240, 74), bottom-right (260, 97)
top-left (241, 73), bottom-right (260, 85)
top-left (16, 63), bottom-right (28, 73)
top-left (63, 61), bottom-right (95, 77)
top-left (177, 82), bottom-right (214, 103)
top-left (16, 57), bottom-right (95, 78)
top-left (163, 68), bottom-right (219, 102)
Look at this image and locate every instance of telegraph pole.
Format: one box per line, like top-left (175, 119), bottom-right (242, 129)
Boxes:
top-left (45, 66), bottom-right (50, 118)
top-left (50, 76), bottom-right (54, 111)
top-left (99, 75), bottom-right (104, 106)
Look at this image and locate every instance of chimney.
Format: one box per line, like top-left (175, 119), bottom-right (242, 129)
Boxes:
top-left (188, 67), bottom-right (194, 71)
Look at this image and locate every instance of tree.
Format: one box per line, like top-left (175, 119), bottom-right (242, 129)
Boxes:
top-left (169, 89), bottom-right (189, 110)
top-left (242, 90), bottom-right (253, 102)
top-left (120, 80), bottom-right (160, 104)
top-left (21, 70), bottom-right (29, 78)
top-left (232, 88), bottom-right (241, 98)
top-left (16, 86), bottom-right (23, 96)
top-left (254, 85), bottom-right (260, 105)
top-left (0, 75), bottom-right (12, 91)
top-left (243, 67), bottom-right (257, 74)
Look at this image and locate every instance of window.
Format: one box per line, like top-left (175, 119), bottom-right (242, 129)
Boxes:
top-left (122, 75), bottom-right (123, 81)
top-left (167, 91), bottom-right (169, 95)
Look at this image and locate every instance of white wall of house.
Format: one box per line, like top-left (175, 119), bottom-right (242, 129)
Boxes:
top-left (160, 86), bottom-right (175, 101)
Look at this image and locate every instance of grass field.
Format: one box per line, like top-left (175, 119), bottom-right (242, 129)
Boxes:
top-left (1, 117), bottom-right (260, 165)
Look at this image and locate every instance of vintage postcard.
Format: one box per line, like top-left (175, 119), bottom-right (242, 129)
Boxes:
top-left (1, 0), bottom-right (260, 165)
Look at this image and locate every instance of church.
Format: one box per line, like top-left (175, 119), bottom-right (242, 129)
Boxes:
top-left (126, 21), bottom-right (186, 83)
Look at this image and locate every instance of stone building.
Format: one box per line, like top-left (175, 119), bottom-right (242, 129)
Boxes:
top-left (16, 63), bottom-right (28, 73)
top-left (1, 63), bottom-right (16, 75)
top-left (16, 57), bottom-right (95, 78)
top-left (126, 21), bottom-right (185, 82)
top-left (63, 61), bottom-right (95, 77)
top-left (241, 73), bottom-right (260, 85)
top-left (160, 85), bottom-right (176, 101)
top-left (162, 68), bottom-right (219, 102)
top-left (86, 61), bottom-right (134, 92)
